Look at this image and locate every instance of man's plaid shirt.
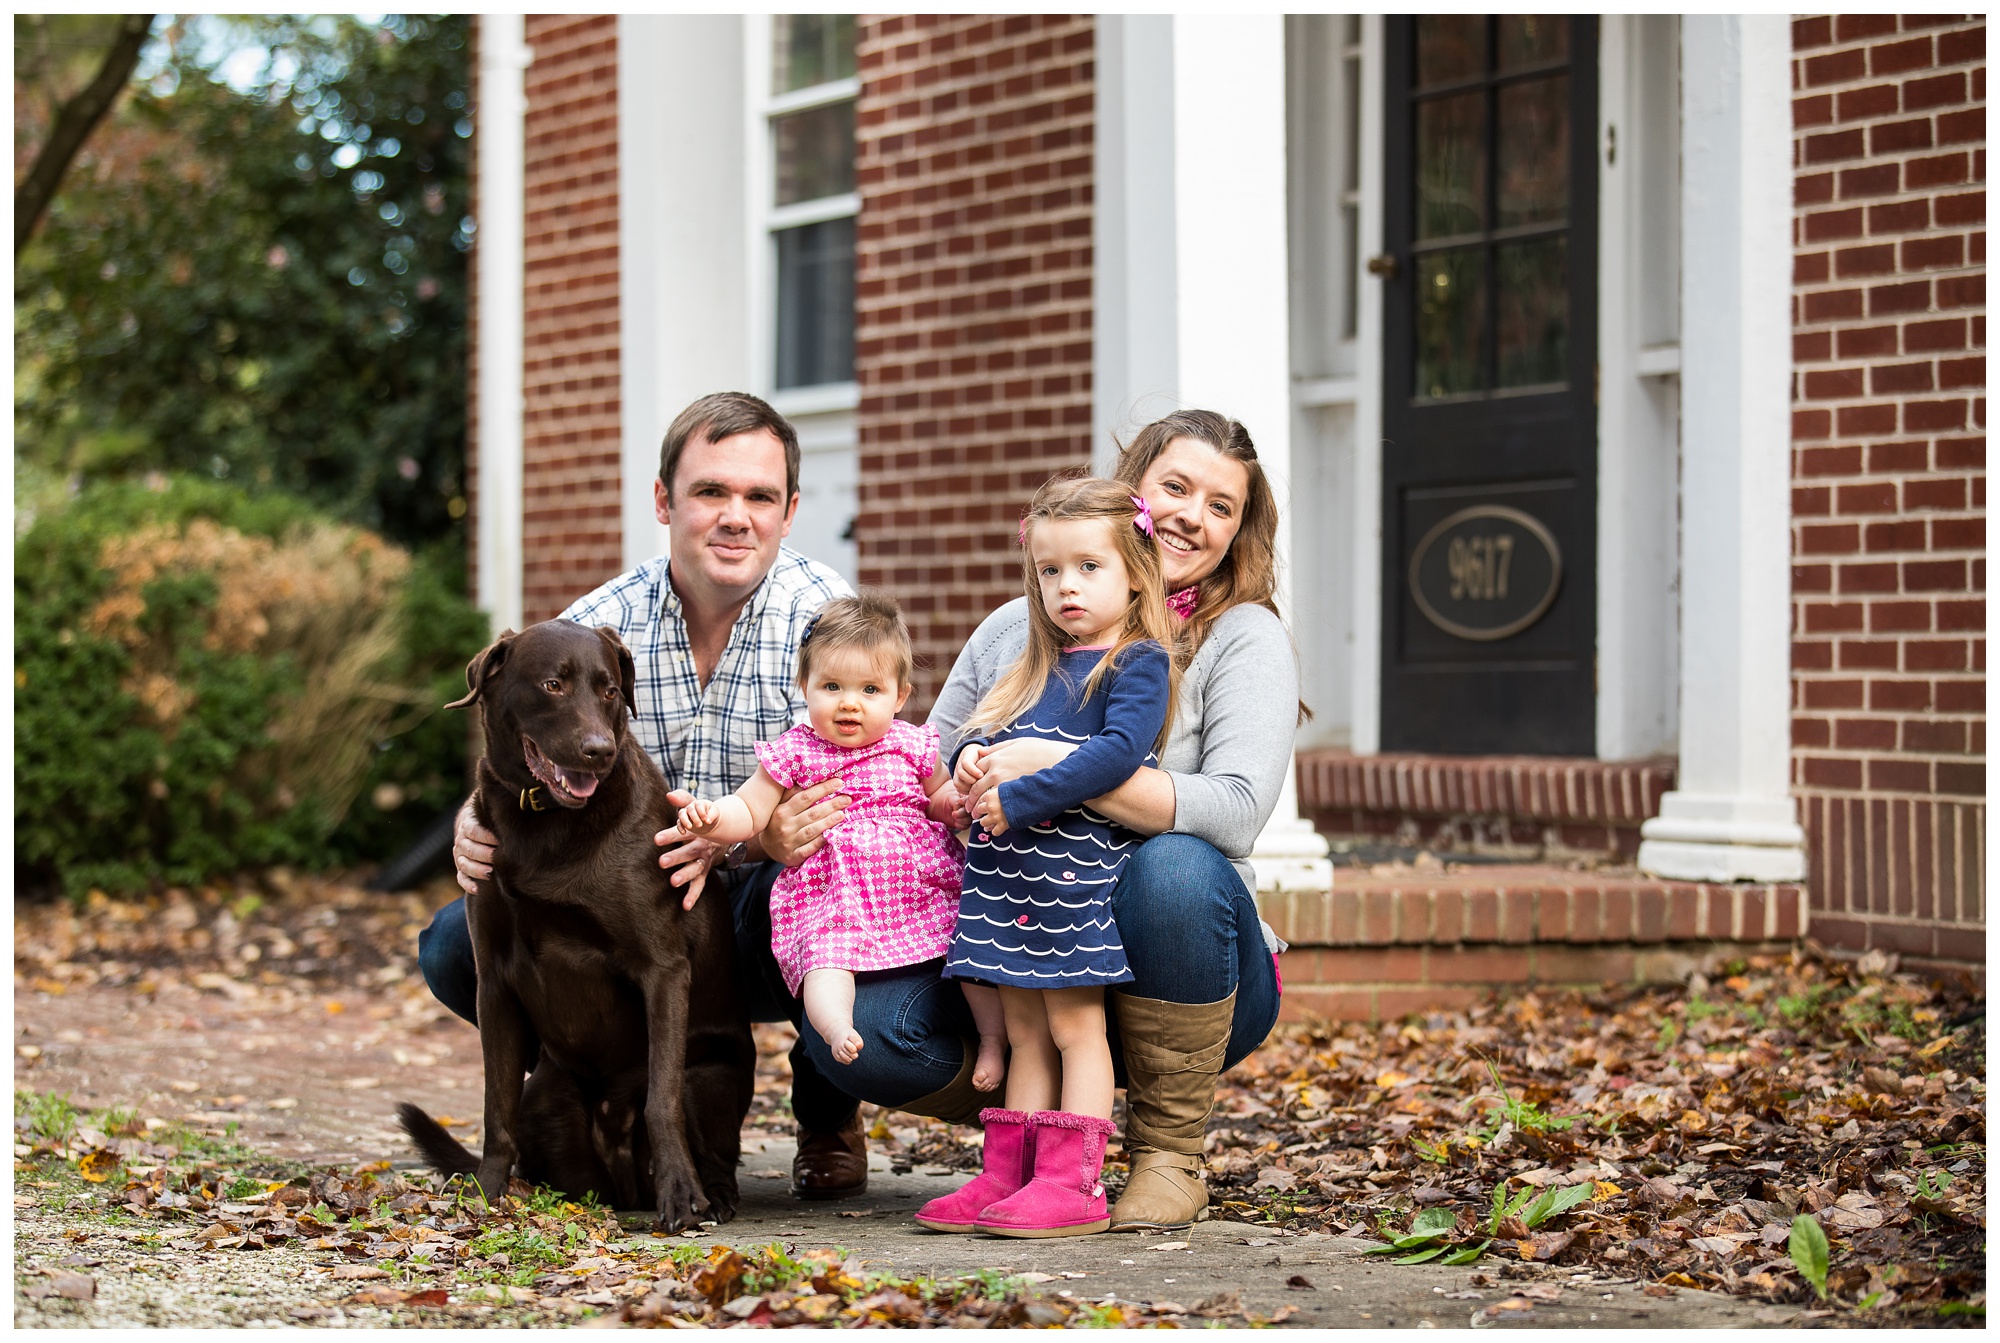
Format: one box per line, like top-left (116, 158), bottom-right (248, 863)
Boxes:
top-left (560, 549), bottom-right (851, 801)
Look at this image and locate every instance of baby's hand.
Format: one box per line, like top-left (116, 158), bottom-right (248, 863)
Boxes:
top-left (927, 783), bottom-right (969, 831)
top-left (681, 798), bottom-right (722, 836)
top-left (972, 787), bottom-right (1009, 838)
top-left (953, 744), bottom-right (987, 793)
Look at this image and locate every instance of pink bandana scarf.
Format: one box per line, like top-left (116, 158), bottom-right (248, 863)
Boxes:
top-left (1166, 586), bottom-right (1199, 622)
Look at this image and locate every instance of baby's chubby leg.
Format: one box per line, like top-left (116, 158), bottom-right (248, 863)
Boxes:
top-left (958, 983), bottom-right (1008, 1092)
top-left (802, 969), bottom-right (865, 1064)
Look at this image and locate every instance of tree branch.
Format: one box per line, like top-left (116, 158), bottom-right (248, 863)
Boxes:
top-left (15, 14), bottom-right (156, 256)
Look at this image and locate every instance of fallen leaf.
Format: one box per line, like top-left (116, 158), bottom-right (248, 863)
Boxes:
top-left (332, 1265), bottom-right (389, 1280)
top-left (1147, 1241), bottom-right (1190, 1252)
top-left (52, 1273), bottom-right (96, 1300)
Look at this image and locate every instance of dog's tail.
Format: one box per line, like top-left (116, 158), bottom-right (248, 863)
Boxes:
top-left (395, 1102), bottom-right (479, 1176)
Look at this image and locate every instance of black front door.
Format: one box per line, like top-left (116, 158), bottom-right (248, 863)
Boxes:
top-left (1379, 15), bottom-right (1598, 756)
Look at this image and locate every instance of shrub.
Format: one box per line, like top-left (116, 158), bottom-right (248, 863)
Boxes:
top-left (14, 475), bottom-right (486, 897)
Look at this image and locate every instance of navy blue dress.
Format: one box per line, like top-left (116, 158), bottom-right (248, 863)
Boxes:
top-left (941, 641), bottom-right (1171, 990)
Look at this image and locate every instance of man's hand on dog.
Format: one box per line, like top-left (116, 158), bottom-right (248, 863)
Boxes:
top-left (453, 800), bottom-right (496, 895)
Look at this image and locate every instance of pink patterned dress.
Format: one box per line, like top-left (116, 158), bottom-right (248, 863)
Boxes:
top-left (755, 719), bottom-right (964, 996)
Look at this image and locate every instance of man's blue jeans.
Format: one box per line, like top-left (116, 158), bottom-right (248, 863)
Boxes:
top-left (416, 832), bottom-right (1280, 1127)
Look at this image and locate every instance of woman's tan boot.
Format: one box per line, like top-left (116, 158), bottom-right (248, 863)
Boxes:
top-left (1108, 990), bottom-right (1235, 1232)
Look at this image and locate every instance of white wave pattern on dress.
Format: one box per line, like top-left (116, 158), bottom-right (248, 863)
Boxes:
top-left (956, 910), bottom-right (1119, 935)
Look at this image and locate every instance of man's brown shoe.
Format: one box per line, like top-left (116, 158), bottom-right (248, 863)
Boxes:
top-left (791, 1113), bottom-right (868, 1199)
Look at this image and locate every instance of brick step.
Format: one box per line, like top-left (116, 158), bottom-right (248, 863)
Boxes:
top-left (1258, 863), bottom-right (1808, 1025)
top-left (1298, 749), bottom-right (1678, 861)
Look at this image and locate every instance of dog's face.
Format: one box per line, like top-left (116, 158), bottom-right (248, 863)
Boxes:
top-left (448, 621), bottom-right (638, 809)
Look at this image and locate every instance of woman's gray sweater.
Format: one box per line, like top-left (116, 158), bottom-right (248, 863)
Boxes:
top-left (928, 598), bottom-right (1300, 915)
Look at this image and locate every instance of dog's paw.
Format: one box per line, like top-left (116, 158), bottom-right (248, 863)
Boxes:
top-left (652, 1170), bottom-right (712, 1233)
top-left (701, 1181), bottom-right (740, 1225)
top-left (474, 1161), bottom-right (514, 1206)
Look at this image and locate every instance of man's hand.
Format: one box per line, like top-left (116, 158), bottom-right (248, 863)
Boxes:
top-left (658, 790), bottom-right (722, 911)
top-left (972, 786), bottom-right (1009, 838)
top-left (453, 799), bottom-right (497, 895)
top-left (763, 776), bottom-right (852, 868)
top-left (953, 744), bottom-right (988, 794)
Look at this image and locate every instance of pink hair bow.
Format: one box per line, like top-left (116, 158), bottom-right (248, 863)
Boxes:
top-left (1130, 495), bottom-right (1155, 538)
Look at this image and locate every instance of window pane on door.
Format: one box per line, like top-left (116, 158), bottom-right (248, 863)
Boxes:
top-left (1497, 75), bottom-right (1569, 227)
top-left (1416, 16), bottom-right (1484, 87)
top-left (1415, 247), bottom-right (1486, 399)
top-left (1415, 92), bottom-right (1486, 239)
top-left (1495, 236), bottom-right (1567, 388)
top-left (774, 101), bottom-right (856, 205)
top-left (772, 14), bottom-right (857, 93)
top-left (775, 216), bottom-right (856, 389)
top-left (1498, 15), bottom-right (1567, 69)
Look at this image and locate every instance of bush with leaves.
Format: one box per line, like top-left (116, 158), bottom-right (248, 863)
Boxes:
top-left (14, 475), bottom-right (487, 898)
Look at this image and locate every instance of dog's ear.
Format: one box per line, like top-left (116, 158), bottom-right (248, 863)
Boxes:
top-left (596, 626), bottom-right (636, 716)
top-left (446, 630), bottom-right (518, 710)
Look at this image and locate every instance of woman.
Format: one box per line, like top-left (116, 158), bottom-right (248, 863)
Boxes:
top-left (771, 408), bottom-right (1297, 1231)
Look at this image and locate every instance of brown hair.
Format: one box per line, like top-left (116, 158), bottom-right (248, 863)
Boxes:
top-left (659, 392), bottom-right (802, 500)
top-left (1112, 408), bottom-right (1280, 657)
top-left (963, 474), bottom-right (1180, 750)
top-left (796, 592), bottom-right (915, 689)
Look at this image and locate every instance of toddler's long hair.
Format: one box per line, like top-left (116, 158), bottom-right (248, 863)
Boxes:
top-left (964, 474), bottom-right (1178, 750)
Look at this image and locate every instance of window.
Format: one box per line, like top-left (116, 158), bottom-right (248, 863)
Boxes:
top-left (767, 16), bottom-right (857, 390)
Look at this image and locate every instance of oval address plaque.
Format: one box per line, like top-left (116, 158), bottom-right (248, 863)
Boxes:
top-left (1407, 504), bottom-right (1563, 642)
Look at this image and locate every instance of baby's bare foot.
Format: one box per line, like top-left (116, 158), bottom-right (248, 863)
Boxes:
top-left (971, 1034), bottom-right (1007, 1092)
top-left (831, 1029), bottom-right (865, 1065)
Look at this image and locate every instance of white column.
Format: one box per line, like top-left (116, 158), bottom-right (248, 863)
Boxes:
top-left (616, 16), bottom-right (748, 569)
top-left (1637, 15), bottom-right (1805, 883)
top-left (474, 15), bottom-right (528, 635)
top-left (1090, 15), bottom-right (1180, 473)
top-left (1172, 14), bottom-right (1331, 893)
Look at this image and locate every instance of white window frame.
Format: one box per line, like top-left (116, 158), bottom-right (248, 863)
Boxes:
top-left (746, 15), bottom-right (860, 413)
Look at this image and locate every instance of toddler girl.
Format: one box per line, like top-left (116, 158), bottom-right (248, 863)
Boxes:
top-left (678, 594), bottom-right (1007, 1084)
top-left (918, 475), bottom-right (1178, 1239)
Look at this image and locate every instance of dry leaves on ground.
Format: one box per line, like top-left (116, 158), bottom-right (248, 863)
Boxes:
top-left (1205, 946), bottom-right (1984, 1324)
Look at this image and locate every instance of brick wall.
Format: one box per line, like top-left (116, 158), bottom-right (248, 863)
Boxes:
top-left (520, 16), bottom-right (624, 625)
top-left (852, 15), bottom-right (1096, 712)
top-left (1791, 15), bottom-right (1986, 964)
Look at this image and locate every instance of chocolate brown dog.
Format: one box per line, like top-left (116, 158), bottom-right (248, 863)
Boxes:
top-left (395, 620), bottom-right (753, 1230)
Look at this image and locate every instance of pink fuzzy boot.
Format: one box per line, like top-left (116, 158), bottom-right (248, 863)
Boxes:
top-left (973, 1110), bottom-right (1116, 1238)
top-left (913, 1109), bottom-right (1034, 1232)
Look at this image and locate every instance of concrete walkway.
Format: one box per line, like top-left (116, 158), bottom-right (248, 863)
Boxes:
top-left (614, 1137), bottom-right (1806, 1330)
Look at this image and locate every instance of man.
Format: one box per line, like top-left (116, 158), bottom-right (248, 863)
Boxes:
top-left (418, 391), bottom-right (934, 1199)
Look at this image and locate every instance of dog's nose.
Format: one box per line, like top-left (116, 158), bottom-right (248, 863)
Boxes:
top-left (579, 732), bottom-right (615, 764)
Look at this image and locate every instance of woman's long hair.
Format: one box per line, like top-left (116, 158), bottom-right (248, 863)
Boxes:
top-left (1111, 409), bottom-right (1280, 659)
top-left (963, 474), bottom-right (1179, 751)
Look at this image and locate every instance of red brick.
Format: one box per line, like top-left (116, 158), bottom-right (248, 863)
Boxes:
top-left (1275, 985), bottom-right (1374, 1024)
top-left (1907, 152), bottom-right (1972, 190)
top-left (1936, 27), bottom-right (1987, 67)
top-left (1870, 361), bottom-right (1936, 394)
top-left (1803, 206), bottom-right (1865, 242)
top-left (1805, 366), bottom-right (1867, 398)
top-left (1795, 248), bottom-right (1832, 284)
top-left (1803, 678), bottom-right (1866, 708)
top-left (1836, 82), bottom-right (1900, 122)
top-left (1905, 559), bottom-right (1971, 592)
top-left (1805, 127), bottom-right (1867, 164)
top-left (1428, 946), bottom-right (1532, 985)
top-left (1902, 71), bottom-right (1968, 111)
top-left (1808, 287), bottom-right (1868, 321)
top-left (1839, 163), bottom-right (1902, 199)
top-left (1906, 400), bottom-right (1970, 432)
top-left (1903, 718), bottom-right (1968, 754)
top-left (1905, 318), bottom-right (1968, 352)
top-left (1869, 600), bottom-right (1932, 632)
top-left (1934, 191), bottom-right (1986, 226)
top-left (1935, 761), bottom-right (1985, 796)
top-left (1864, 519), bottom-right (1928, 552)
top-left (1805, 48), bottom-right (1868, 88)
top-left (1869, 280), bottom-right (1932, 314)
top-left (1834, 15), bottom-right (1899, 43)
top-left (1794, 715), bottom-right (1832, 747)
top-left (1937, 599), bottom-right (1985, 630)
top-left (1868, 759), bottom-right (1934, 792)
top-left (1905, 477), bottom-right (1969, 510)
top-left (1532, 946), bottom-right (1636, 987)
top-left (1793, 93), bottom-right (1835, 130)
top-left (1373, 986), bottom-right (1488, 1022)
top-left (1792, 16), bottom-right (1833, 50)
top-left (1803, 755), bottom-right (1866, 788)
top-left (1933, 516), bottom-right (1985, 548)
top-left (1936, 274), bottom-right (1985, 308)
top-left (1939, 356), bottom-right (1986, 389)
top-left (1795, 330), bottom-right (1834, 362)
top-left (1906, 640), bottom-right (1971, 671)
top-left (1870, 117), bottom-right (1936, 155)
top-left (1870, 36), bottom-right (1937, 78)
top-left (1838, 403), bottom-right (1901, 436)
top-left (1869, 440), bottom-right (1931, 471)
top-left (1902, 234), bottom-right (1967, 269)
top-left (1938, 108), bottom-right (1985, 145)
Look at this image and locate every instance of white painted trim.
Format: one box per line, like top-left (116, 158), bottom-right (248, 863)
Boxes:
top-left (767, 76), bottom-right (860, 117)
top-left (1091, 14), bottom-right (1180, 472)
top-left (743, 13), bottom-right (775, 400)
top-left (475, 15), bottom-right (528, 635)
top-left (1595, 14), bottom-right (1681, 762)
top-left (768, 192), bottom-right (861, 232)
top-left (1636, 344), bottom-right (1682, 378)
top-left (1172, 13), bottom-right (1330, 892)
top-left (1294, 376), bottom-right (1360, 409)
top-left (616, 16), bottom-right (751, 570)
top-left (768, 382), bottom-right (859, 418)
top-left (1347, 12), bottom-right (1386, 757)
top-left (1639, 14), bottom-right (1804, 881)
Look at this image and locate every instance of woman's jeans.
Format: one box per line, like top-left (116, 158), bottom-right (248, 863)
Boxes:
top-left (416, 833), bottom-right (1282, 1129)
